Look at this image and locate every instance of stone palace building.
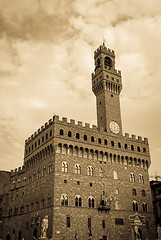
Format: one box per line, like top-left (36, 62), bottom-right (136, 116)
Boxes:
top-left (0, 43), bottom-right (157, 240)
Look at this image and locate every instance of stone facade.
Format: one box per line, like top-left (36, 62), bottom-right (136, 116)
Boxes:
top-left (0, 44), bottom-right (157, 240)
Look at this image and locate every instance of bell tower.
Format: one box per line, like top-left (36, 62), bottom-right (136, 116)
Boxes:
top-left (92, 43), bottom-right (123, 135)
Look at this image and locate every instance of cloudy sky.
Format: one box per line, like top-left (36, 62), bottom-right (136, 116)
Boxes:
top-left (0, 0), bottom-right (161, 177)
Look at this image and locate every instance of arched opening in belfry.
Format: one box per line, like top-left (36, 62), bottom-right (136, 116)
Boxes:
top-left (104, 56), bottom-right (112, 68)
top-left (6, 234), bottom-right (10, 240)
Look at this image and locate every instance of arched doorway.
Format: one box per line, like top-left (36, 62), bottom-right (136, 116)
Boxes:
top-left (6, 234), bottom-right (10, 240)
top-left (33, 228), bottom-right (37, 238)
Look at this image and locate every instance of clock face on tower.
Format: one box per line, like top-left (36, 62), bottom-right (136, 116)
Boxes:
top-left (109, 121), bottom-right (120, 134)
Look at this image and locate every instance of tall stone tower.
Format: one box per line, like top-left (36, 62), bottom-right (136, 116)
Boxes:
top-left (92, 43), bottom-right (122, 135)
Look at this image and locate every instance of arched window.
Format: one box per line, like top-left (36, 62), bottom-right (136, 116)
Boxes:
top-left (125, 144), bottom-right (128, 149)
top-left (91, 136), bottom-right (94, 142)
top-left (84, 135), bottom-right (87, 141)
top-left (132, 201), bottom-right (138, 211)
top-left (111, 141), bottom-right (114, 147)
top-left (60, 129), bottom-right (64, 135)
top-left (104, 56), bottom-right (112, 68)
top-left (104, 139), bottom-right (107, 145)
top-left (99, 168), bottom-right (103, 177)
top-left (142, 202), bottom-right (147, 212)
top-left (61, 194), bottom-right (68, 206)
top-left (75, 196), bottom-right (82, 207)
top-left (132, 189), bottom-right (137, 196)
top-left (87, 166), bottom-right (93, 176)
top-left (68, 131), bottom-right (72, 137)
top-left (75, 164), bottom-right (81, 174)
top-left (98, 138), bottom-right (102, 144)
top-left (130, 173), bottom-right (135, 182)
top-left (76, 133), bottom-right (80, 139)
top-left (137, 146), bottom-right (141, 152)
top-left (62, 161), bottom-right (68, 173)
top-left (118, 142), bottom-right (121, 148)
top-left (97, 58), bottom-right (100, 67)
top-left (143, 147), bottom-right (146, 152)
top-left (88, 197), bottom-right (94, 208)
top-left (113, 171), bottom-right (118, 179)
top-left (142, 190), bottom-right (146, 197)
top-left (131, 145), bottom-right (134, 151)
top-left (139, 174), bottom-right (144, 183)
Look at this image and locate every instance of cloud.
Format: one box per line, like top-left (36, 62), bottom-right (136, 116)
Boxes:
top-left (0, 0), bottom-right (161, 175)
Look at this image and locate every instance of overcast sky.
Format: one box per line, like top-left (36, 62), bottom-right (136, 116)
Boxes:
top-left (0, 0), bottom-right (161, 177)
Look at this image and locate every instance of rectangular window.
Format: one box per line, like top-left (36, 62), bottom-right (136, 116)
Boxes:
top-left (102, 220), bottom-right (105, 228)
top-left (77, 181), bottom-right (80, 185)
top-left (50, 130), bottom-right (52, 136)
top-left (67, 217), bottom-right (70, 228)
top-left (64, 180), bottom-right (67, 183)
top-left (115, 218), bottom-right (124, 225)
top-left (88, 218), bottom-right (91, 228)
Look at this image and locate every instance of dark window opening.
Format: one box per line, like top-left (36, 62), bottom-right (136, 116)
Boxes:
top-left (50, 130), bottom-right (52, 136)
top-left (104, 56), bottom-right (112, 68)
top-left (137, 146), bottom-right (141, 152)
top-left (91, 136), bottom-right (94, 142)
top-left (118, 142), bottom-right (121, 148)
top-left (143, 148), bottom-right (146, 152)
top-left (68, 131), bottom-right (72, 137)
top-left (42, 136), bottom-right (44, 142)
top-left (142, 190), bottom-right (146, 197)
top-left (102, 220), bottom-right (105, 228)
top-left (125, 144), bottom-right (128, 149)
top-left (67, 216), bottom-right (70, 228)
top-left (46, 133), bottom-right (48, 140)
top-left (104, 139), bottom-right (107, 145)
top-left (98, 138), bottom-right (102, 144)
top-left (131, 145), bottom-right (134, 151)
top-left (84, 135), bottom-right (87, 141)
top-left (132, 189), bottom-right (137, 196)
top-left (111, 141), bottom-right (114, 147)
top-left (88, 218), bottom-right (91, 229)
top-left (76, 133), bottom-right (80, 139)
top-left (60, 129), bottom-right (64, 136)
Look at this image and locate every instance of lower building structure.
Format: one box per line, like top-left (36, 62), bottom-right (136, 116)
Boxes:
top-left (0, 43), bottom-right (157, 240)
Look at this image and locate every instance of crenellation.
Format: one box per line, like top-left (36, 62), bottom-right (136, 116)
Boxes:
top-left (92, 125), bottom-right (97, 130)
top-left (125, 133), bottom-right (129, 138)
top-left (62, 117), bottom-right (67, 123)
top-left (85, 123), bottom-right (90, 128)
top-left (132, 134), bottom-right (136, 139)
top-left (138, 136), bottom-right (142, 141)
top-left (78, 121), bottom-right (82, 126)
top-left (70, 119), bottom-right (75, 125)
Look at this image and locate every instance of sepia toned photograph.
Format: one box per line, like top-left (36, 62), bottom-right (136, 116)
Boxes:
top-left (0, 0), bottom-right (161, 239)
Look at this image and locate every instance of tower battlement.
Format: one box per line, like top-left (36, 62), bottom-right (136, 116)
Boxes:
top-left (25, 115), bottom-right (149, 146)
top-left (94, 44), bottom-right (115, 58)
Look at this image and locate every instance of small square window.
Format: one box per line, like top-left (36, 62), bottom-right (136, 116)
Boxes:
top-left (64, 180), bottom-right (67, 183)
top-left (77, 181), bottom-right (80, 185)
top-left (90, 183), bottom-right (92, 187)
